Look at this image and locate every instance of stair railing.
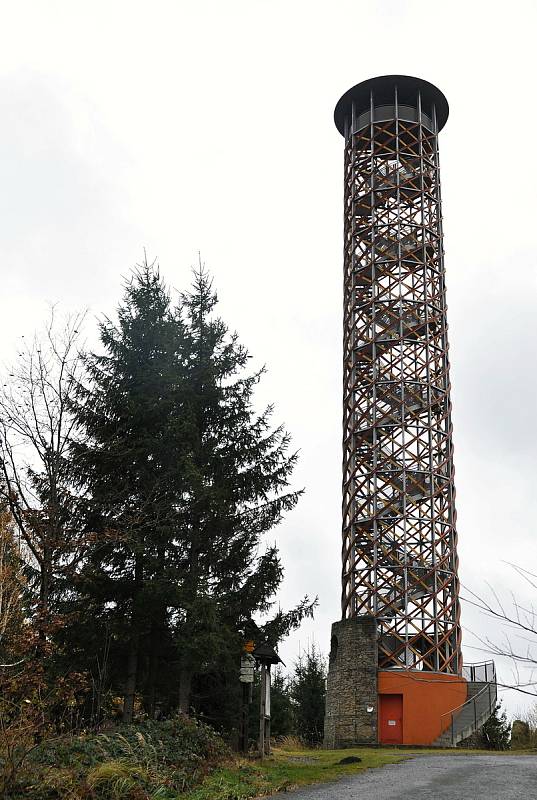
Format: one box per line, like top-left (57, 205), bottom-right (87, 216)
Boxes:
top-left (440, 661), bottom-right (497, 746)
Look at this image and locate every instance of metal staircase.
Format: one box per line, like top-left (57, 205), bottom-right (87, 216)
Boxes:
top-left (356, 303), bottom-right (430, 357)
top-left (434, 661), bottom-right (497, 747)
top-left (351, 352), bottom-right (444, 668)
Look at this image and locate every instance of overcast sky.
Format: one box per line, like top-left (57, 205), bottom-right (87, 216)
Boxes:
top-left (1, 0), bottom-right (536, 717)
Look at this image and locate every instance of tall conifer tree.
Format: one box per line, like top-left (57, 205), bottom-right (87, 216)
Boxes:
top-left (69, 260), bottom-right (310, 726)
top-left (176, 268), bottom-right (305, 716)
top-left (70, 263), bottom-right (189, 721)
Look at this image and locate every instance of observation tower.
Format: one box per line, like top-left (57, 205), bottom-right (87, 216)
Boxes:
top-left (324, 76), bottom-right (496, 747)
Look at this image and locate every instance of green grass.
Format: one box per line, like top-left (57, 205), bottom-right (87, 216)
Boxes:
top-left (10, 726), bottom-right (532, 800)
top-left (181, 747), bottom-right (410, 800)
top-left (181, 744), bottom-right (535, 800)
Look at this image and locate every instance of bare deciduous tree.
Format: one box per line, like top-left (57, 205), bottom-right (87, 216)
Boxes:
top-left (0, 506), bottom-right (25, 667)
top-left (0, 310), bottom-right (86, 620)
top-left (463, 565), bottom-right (537, 697)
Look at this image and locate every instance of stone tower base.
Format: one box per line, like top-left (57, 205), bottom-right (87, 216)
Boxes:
top-left (323, 616), bottom-right (377, 748)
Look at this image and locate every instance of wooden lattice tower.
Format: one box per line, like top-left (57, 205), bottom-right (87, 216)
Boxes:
top-left (335, 75), bottom-right (462, 674)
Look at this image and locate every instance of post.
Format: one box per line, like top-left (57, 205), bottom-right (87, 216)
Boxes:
top-left (265, 666), bottom-right (271, 756)
top-left (239, 648), bottom-right (255, 753)
top-left (240, 681), bottom-right (249, 753)
top-left (259, 663), bottom-right (266, 759)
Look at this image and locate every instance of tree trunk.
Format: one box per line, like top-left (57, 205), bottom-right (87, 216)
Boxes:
top-left (122, 632), bottom-right (140, 723)
top-left (122, 554), bottom-right (143, 723)
top-left (178, 530), bottom-right (200, 717)
top-left (179, 667), bottom-right (192, 715)
top-left (146, 620), bottom-right (160, 717)
top-left (38, 542), bottom-right (51, 642)
top-left (145, 546), bottom-right (165, 717)
top-left (40, 548), bottom-right (50, 613)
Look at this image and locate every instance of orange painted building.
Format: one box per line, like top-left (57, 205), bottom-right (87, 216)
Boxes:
top-left (378, 671), bottom-right (468, 745)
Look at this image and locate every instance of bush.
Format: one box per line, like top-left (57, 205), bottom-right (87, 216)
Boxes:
top-left (511, 719), bottom-right (531, 749)
top-left (8, 716), bottom-right (229, 799)
top-left (480, 702), bottom-right (511, 750)
top-left (511, 704), bottom-right (537, 750)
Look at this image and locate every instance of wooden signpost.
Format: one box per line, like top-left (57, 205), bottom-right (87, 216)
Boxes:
top-left (252, 643), bottom-right (282, 759)
top-left (238, 641), bottom-right (255, 754)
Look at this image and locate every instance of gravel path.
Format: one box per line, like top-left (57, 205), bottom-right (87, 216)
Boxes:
top-left (275, 755), bottom-right (537, 800)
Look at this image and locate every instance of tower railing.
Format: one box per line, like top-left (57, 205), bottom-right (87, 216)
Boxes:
top-left (462, 661), bottom-right (496, 683)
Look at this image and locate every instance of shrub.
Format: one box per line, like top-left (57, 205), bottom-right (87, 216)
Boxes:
top-left (511, 704), bottom-right (537, 750)
top-left (511, 719), bottom-right (530, 749)
top-left (9, 716), bottom-right (229, 799)
top-left (480, 702), bottom-right (511, 750)
top-left (86, 761), bottom-right (149, 799)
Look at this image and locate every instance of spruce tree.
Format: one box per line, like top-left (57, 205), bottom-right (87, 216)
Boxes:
top-left (175, 268), bottom-right (305, 718)
top-left (68, 260), bottom-right (311, 727)
top-left (69, 262), bottom-right (190, 721)
top-left (480, 702), bottom-right (511, 750)
top-left (290, 644), bottom-right (327, 746)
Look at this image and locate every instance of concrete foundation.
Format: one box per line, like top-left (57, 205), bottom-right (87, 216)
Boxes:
top-left (323, 616), bottom-right (377, 748)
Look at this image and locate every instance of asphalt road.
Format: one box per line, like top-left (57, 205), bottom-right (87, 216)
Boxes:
top-left (276, 755), bottom-right (537, 800)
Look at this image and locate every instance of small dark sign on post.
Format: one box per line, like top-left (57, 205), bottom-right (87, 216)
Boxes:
top-left (253, 643), bottom-right (283, 759)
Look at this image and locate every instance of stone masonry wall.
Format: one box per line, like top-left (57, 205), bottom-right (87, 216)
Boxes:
top-left (323, 616), bottom-right (377, 748)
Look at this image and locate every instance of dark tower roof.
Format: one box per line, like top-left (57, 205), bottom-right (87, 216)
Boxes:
top-left (334, 74), bottom-right (449, 137)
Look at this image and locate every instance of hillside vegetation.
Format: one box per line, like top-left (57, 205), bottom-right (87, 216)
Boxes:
top-left (5, 716), bottom-right (228, 800)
